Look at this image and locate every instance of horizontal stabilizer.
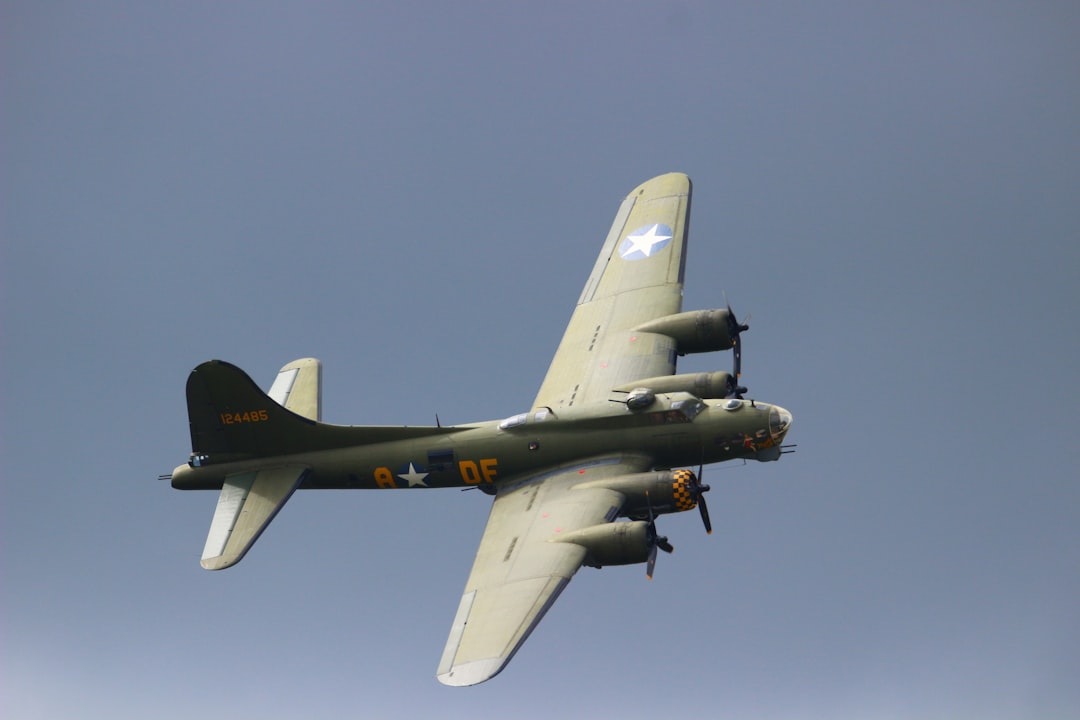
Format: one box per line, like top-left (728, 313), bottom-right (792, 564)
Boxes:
top-left (269, 358), bottom-right (322, 421)
top-left (201, 464), bottom-right (309, 570)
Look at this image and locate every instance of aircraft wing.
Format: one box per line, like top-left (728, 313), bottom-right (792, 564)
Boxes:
top-left (436, 457), bottom-right (649, 686)
top-left (532, 172), bottom-right (691, 410)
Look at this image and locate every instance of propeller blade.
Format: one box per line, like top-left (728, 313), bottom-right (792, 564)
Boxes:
top-left (733, 338), bottom-right (743, 396)
top-left (725, 303), bottom-right (749, 398)
top-left (643, 490), bottom-right (672, 579)
top-left (698, 493), bottom-right (713, 534)
top-left (695, 462), bottom-right (713, 535)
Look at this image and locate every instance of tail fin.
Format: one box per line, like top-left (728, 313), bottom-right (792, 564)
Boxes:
top-left (185, 359), bottom-right (316, 464)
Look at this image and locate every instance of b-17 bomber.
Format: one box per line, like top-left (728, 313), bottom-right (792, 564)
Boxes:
top-left (168, 173), bottom-right (794, 686)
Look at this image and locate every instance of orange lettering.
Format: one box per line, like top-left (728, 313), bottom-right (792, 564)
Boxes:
top-left (374, 467), bottom-right (396, 489)
top-left (219, 409), bottom-right (269, 425)
top-left (458, 460), bottom-right (481, 484)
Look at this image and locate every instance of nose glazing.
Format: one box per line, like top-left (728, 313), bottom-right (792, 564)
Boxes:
top-left (768, 405), bottom-right (793, 444)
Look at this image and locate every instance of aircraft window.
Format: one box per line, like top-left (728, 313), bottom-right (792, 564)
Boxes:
top-left (499, 413), bottom-right (528, 430)
top-left (427, 448), bottom-right (455, 472)
top-left (671, 398), bottom-right (705, 420)
top-left (647, 409), bottom-right (690, 425)
top-left (723, 399), bottom-right (743, 411)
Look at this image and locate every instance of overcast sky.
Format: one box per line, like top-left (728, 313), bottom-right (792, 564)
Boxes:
top-left (4, 2), bottom-right (1079, 719)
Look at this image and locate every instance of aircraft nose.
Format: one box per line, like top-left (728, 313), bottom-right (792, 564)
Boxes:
top-left (769, 405), bottom-right (793, 445)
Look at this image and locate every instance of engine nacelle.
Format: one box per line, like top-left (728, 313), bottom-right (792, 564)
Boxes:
top-left (573, 469), bottom-right (699, 518)
top-left (613, 371), bottom-right (735, 399)
top-left (633, 309), bottom-right (736, 355)
top-left (553, 520), bottom-right (652, 568)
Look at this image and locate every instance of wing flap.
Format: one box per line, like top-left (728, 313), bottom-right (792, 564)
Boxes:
top-left (200, 464), bottom-right (309, 570)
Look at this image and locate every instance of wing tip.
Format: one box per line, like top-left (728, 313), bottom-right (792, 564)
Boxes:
top-left (629, 172), bottom-right (691, 199)
top-left (199, 555), bottom-right (235, 571)
top-left (437, 658), bottom-right (507, 687)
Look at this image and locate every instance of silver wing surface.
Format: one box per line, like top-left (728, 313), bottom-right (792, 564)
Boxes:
top-left (532, 172), bottom-right (692, 409)
top-left (437, 456), bottom-right (650, 686)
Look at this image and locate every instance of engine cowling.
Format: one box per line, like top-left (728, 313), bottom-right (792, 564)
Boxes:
top-left (614, 371), bottom-right (735, 400)
top-left (553, 521), bottom-right (652, 568)
top-left (574, 469), bottom-right (700, 518)
top-left (633, 309), bottom-right (736, 355)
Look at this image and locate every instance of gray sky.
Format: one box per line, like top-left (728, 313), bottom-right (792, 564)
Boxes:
top-left (4, 2), bottom-right (1079, 718)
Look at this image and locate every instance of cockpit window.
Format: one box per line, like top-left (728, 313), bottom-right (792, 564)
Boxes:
top-left (672, 398), bottom-right (705, 420)
top-left (646, 398), bottom-right (705, 425)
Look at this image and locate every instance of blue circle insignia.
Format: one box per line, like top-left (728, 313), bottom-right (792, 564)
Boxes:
top-left (618, 224), bottom-right (674, 260)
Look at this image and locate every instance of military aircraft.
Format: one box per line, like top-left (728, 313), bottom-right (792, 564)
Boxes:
top-left (168, 172), bottom-right (793, 686)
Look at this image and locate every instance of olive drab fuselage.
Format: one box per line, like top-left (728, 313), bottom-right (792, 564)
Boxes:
top-left (171, 393), bottom-right (791, 493)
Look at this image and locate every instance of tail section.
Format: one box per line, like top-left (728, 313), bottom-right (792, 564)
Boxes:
top-left (179, 358), bottom-right (465, 570)
top-left (184, 359), bottom-right (457, 467)
top-left (185, 359), bottom-right (319, 464)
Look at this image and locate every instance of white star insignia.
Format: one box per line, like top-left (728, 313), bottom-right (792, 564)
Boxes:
top-left (622, 224), bottom-right (673, 258)
top-left (397, 462), bottom-right (429, 487)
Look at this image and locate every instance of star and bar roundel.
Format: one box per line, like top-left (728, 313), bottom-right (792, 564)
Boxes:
top-left (618, 223), bottom-right (673, 261)
top-left (397, 462), bottom-right (429, 487)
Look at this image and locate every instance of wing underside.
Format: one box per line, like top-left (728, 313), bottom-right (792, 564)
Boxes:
top-left (437, 458), bottom-right (648, 686)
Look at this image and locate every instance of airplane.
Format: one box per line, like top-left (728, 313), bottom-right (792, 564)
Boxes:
top-left (167, 172), bottom-right (794, 686)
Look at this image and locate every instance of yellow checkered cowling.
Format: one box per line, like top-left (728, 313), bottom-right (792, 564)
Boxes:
top-left (671, 469), bottom-right (698, 511)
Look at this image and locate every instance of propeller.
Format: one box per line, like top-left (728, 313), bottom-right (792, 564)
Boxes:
top-left (644, 491), bottom-right (674, 580)
top-left (695, 461), bottom-right (713, 535)
top-left (726, 303), bottom-right (750, 398)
